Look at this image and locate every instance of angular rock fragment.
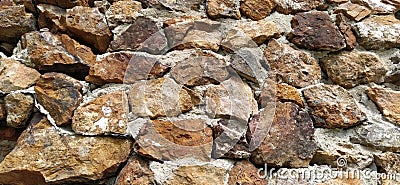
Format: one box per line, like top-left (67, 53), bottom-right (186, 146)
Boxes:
top-left (0, 5), bottom-right (36, 44)
top-left (4, 93), bottom-right (34, 128)
top-left (233, 19), bottom-right (280, 45)
top-left (336, 13), bottom-right (357, 50)
top-left (275, 0), bottom-right (326, 14)
top-left (0, 58), bottom-right (40, 93)
top-left (367, 87), bottom-right (400, 125)
top-left (36, 0), bottom-right (93, 9)
top-left (37, 4), bottom-right (67, 32)
top-left (275, 83), bottom-right (304, 107)
top-left (229, 48), bottom-right (269, 84)
top-left (105, 0), bottom-right (142, 28)
top-left (335, 2), bottom-right (371, 21)
top-left (34, 73), bottom-right (83, 126)
top-left (206, 0), bottom-right (240, 19)
top-left (240, 0), bottom-right (276, 20)
top-left (351, 0), bottom-right (397, 14)
top-left (228, 160), bottom-right (267, 185)
top-left (115, 155), bottom-right (155, 185)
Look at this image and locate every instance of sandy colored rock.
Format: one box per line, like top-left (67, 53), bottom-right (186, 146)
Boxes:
top-left (367, 87), bottom-right (400, 125)
top-left (72, 91), bottom-right (129, 135)
top-left (375, 152), bottom-right (400, 174)
top-left (4, 93), bottom-right (34, 128)
top-left (105, 0), bottom-right (142, 28)
top-left (228, 160), bottom-right (266, 185)
top-left (163, 164), bottom-right (227, 185)
top-left (303, 84), bottom-right (366, 128)
top-left (0, 139), bottom-right (16, 163)
top-left (234, 19), bottom-right (280, 45)
top-left (275, 0), bottom-right (326, 14)
top-left (335, 2), bottom-right (371, 21)
top-left (276, 83), bottom-right (304, 107)
top-left (0, 58), bottom-right (40, 93)
top-left (0, 5), bottom-right (36, 44)
top-left (0, 117), bottom-right (132, 185)
top-left (206, 0), bottom-right (240, 19)
top-left (35, 73), bottom-right (83, 126)
top-left (321, 51), bottom-right (387, 88)
top-left (264, 39), bottom-right (321, 88)
top-left (240, 0), bottom-right (275, 20)
top-left (290, 11), bottom-right (345, 51)
top-left (64, 6), bottom-right (112, 52)
top-left (351, 0), bottom-right (397, 14)
top-left (36, 0), bottom-right (93, 8)
top-left (115, 155), bottom-right (155, 185)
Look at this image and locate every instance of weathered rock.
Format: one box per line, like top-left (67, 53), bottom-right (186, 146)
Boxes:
top-left (0, 5), bottom-right (36, 44)
top-left (229, 48), bottom-right (269, 84)
top-left (251, 102), bottom-right (317, 167)
top-left (220, 28), bottom-right (258, 52)
top-left (128, 78), bottom-right (200, 118)
top-left (206, 0), bottom-right (240, 19)
top-left (234, 19), bottom-right (281, 45)
top-left (4, 93), bottom-right (34, 128)
top-left (351, 123), bottom-right (400, 152)
top-left (0, 117), bottom-right (132, 185)
top-left (335, 2), bottom-right (371, 21)
top-left (158, 0), bottom-right (203, 12)
top-left (115, 155), bottom-right (155, 185)
top-left (228, 160), bottom-right (267, 185)
top-left (290, 11), bottom-right (346, 51)
top-left (275, 0), bottom-right (326, 14)
top-left (367, 87), bottom-right (400, 125)
top-left (375, 152), bottom-right (400, 174)
top-left (240, 0), bottom-right (276, 20)
top-left (64, 6), bottom-right (112, 52)
top-left (303, 84), bottom-right (366, 128)
top-left (110, 17), bottom-right (159, 51)
top-left (0, 58), bottom-right (40, 93)
top-left (37, 4), bottom-right (67, 32)
top-left (170, 51), bottom-right (229, 86)
top-left (135, 119), bottom-right (213, 161)
top-left (72, 91), bottom-right (129, 135)
top-left (36, 0), bottom-right (93, 8)
top-left (351, 0), bottom-right (397, 14)
top-left (353, 15), bottom-right (400, 50)
top-left (0, 139), bottom-right (16, 163)
top-left (35, 73), bottom-right (83, 126)
top-left (276, 83), bottom-right (304, 107)
top-left (264, 39), bottom-right (321, 88)
top-left (105, 0), bottom-right (142, 28)
top-left (165, 19), bottom-right (222, 52)
top-left (321, 51), bottom-right (387, 88)
top-left (336, 13), bottom-right (357, 50)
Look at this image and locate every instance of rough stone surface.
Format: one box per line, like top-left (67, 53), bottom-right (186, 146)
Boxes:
top-left (36, 0), bottom-right (93, 9)
top-left (4, 93), bottom-right (34, 128)
top-left (0, 117), bottom-right (132, 185)
top-left (336, 13), bottom-right (357, 50)
top-left (105, 0), bottom-right (142, 28)
top-left (351, 123), bottom-right (400, 152)
top-left (234, 19), bottom-right (281, 45)
top-left (0, 5), bottom-right (36, 44)
top-left (161, 163), bottom-right (228, 185)
top-left (72, 91), bottom-right (129, 135)
top-left (37, 4), bottom-right (67, 32)
top-left (0, 58), bottom-right (40, 93)
top-left (35, 73), bottom-right (83, 126)
top-left (375, 152), bottom-right (400, 174)
top-left (158, 0), bottom-right (203, 12)
top-left (351, 0), bottom-right (397, 14)
top-left (250, 102), bottom-right (317, 168)
top-left (229, 48), bottom-right (269, 84)
top-left (367, 87), bottom-right (400, 125)
top-left (114, 155), bottom-right (155, 185)
top-left (290, 11), bottom-right (346, 51)
top-left (303, 84), bottom-right (366, 128)
top-left (264, 39), bottom-right (321, 88)
top-left (240, 0), bottom-right (276, 20)
top-left (353, 15), bottom-right (400, 50)
top-left (275, 0), bottom-right (326, 14)
top-left (64, 6), bottom-right (112, 52)
top-left (276, 83), bottom-right (305, 107)
top-left (321, 51), bottom-right (387, 88)
top-left (228, 160), bottom-right (267, 185)
top-left (335, 2), bottom-right (371, 21)
top-left (206, 0), bottom-right (241, 19)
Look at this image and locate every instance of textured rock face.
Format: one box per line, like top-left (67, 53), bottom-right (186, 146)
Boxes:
top-left (264, 39), bottom-right (321, 88)
top-left (158, 0), bottom-right (203, 12)
top-left (105, 0), bottom-right (142, 28)
top-left (239, 0), bottom-right (276, 20)
top-left (0, 5), bottom-right (36, 44)
top-left (115, 155), bottom-right (155, 185)
top-left (336, 13), bottom-right (357, 50)
top-left (353, 15), bottom-right (400, 50)
top-left (161, 163), bottom-right (228, 185)
top-left (275, 0), bottom-right (326, 14)
top-left (36, 0), bottom-right (93, 9)
top-left (0, 117), bottom-right (132, 185)
top-left (35, 73), bottom-right (83, 126)
top-left (251, 102), bottom-right (317, 168)
top-left (206, 0), bottom-right (241, 19)
top-left (228, 160), bottom-right (267, 184)
top-left (321, 51), bottom-right (387, 88)
top-left (335, 2), bottom-right (371, 21)
top-left (229, 48), bottom-right (269, 84)
top-left (367, 87), bottom-right (400, 125)
top-left (4, 93), bottom-right (34, 128)
top-left (290, 11), bottom-right (346, 51)
top-left (303, 84), bottom-right (366, 128)
top-left (375, 152), bottom-right (400, 174)
top-left (351, 0), bottom-right (397, 14)
top-left (351, 123), bottom-right (400, 152)
top-left (275, 83), bottom-right (304, 107)
top-left (37, 4), bottom-right (67, 32)
top-left (233, 19), bottom-right (280, 45)
top-left (0, 58), bottom-right (40, 93)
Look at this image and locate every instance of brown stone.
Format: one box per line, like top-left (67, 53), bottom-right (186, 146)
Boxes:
top-left (162, 164), bottom-right (227, 185)
top-left (0, 58), bottom-right (40, 93)
top-left (303, 84), bottom-right (366, 128)
top-left (114, 155), bottom-right (155, 185)
top-left (36, 0), bottom-right (93, 8)
top-left (37, 4), bottom-right (67, 32)
top-left (110, 17), bottom-right (159, 51)
top-left (0, 5), bottom-right (36, 44)
top-left (276, 83), bottom-right (304, 107)
top-left (367, 87), bottom-right (400, 125)
top-left (0, 117), bottom-right (132, 185)
top-left (0, 102), bottom-right (5, 121)
top-left (0, 140), bottom-right (16, 163)
top-left (290, 11), bottom-right (346, 51)
top-left (13, 0), bottom-right (35, 12)
top-left (206, 0), bottom-right (240, 19)
top-left (321, 51), bottom-right (387, 88)
top-left (105, 0), bottom-right (142, 28)
top-left (4, 93), bottom-right (34, 128)
top-left (375, 152), bottom-right (400, 174)
top-left (135, 119), bottom-right (213, 161)
top-left (220, 28), bottom-right (259, 52)
top-left (275, 0), bottom-right (326, 14)
top-left (264, 39), bottom-right (321, 88)
top-left (228, 160), bottom-right (267, 185)
top-left (0, 0), bottom-right (14, 6)
top-left (128, 78), bottom-right (200, 118)
top-left (234, 19), bottom-right (281, 45)
top-left (35, 73), bottom-right (83, 126)
top-left (351, 0), bottom-right (397, 14)
top-left (250, 102), bottom-right (317, 168)
top-left (240, 0), bottom-right (276, 20)
top-left (0, 127), bottom-right (19, 141)
top-left (335, 2), bottom-right (371, 21)
top-left (336, 13), bottom-right (357, 50)
top-left (64, 6), bottom-right (112, 52)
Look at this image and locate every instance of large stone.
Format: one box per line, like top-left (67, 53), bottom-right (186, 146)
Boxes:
top-left (4, 93), bottom-right (34, 128)
top-left (375, 152), bottom-right (400, 174)
top-left (250, 102), bottom-right (317, 168)
top-left (264, 39), bottom-right (321, 88)
top-left (72, 91), bottom-right (129, 135)
top-left (240, 0), bottom-right (276, 20)
top-left (0, 5), bottom-right (36, 44)
top-left (37, 4), bottom-right (67, 32)
top-left (303, 84), bottom-right (366, 128)
top-left (105, 0), bottom-right (142, 28)
top-left (128, 77), bottom-right (200, 118)
top-left (134, 119), bottom-right (213, 161)
top-left (275, 0), bottom-right (326, 14)
top-left (64, 6), bottom-right (112, 52)
top-left (320, 51), bottom-right (387, 88)
top-left (353, 15), bottom-right (400, 50)
top-left (228, 160), bottom-right (267, 185)
top-left (233, 19), bottom-right (281, 45)
top-left (0, 58), bottom-right (40, 93)
top-left (335, 2), bottom-right (371, 21)
top-left (114, 155), bottom-right (155, 185)
top-left (36, 0), bottom-right (93, 8)
top-left (229, 48), bottom-right (269, 84)
top-left (35, 73), bottom-right (83, 126)
top-left (367, 87), bottom-right (400, 125)
top-left (351, 0), bottom-right (397, 14)
top-left (0, 117), bottom-right (132, 185)
top-left (206, 0), bottom-right (241, 19)
top-left (351, 123), bottom-right (400, 152)
top-left (289, 11), bottom-right (346, 51)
